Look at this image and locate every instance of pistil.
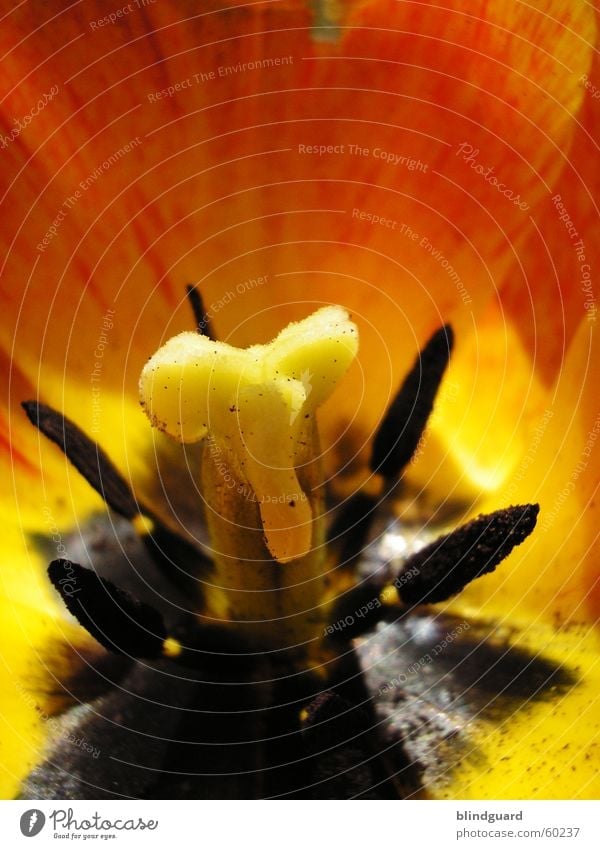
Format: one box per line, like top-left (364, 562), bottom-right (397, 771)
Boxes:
top-left (139, 306), bottom-right (358, 649)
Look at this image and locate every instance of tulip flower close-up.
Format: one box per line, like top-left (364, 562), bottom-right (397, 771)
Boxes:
top-left (0, 0), bottom-right (599, 805)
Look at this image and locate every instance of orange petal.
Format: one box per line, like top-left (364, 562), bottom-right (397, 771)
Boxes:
top-left (456, 314), bottom-right (599, 626)
top-left (500, 26), bottom-right (600, 384)
top-left (0, 0), bottom-right (594, 468)
top-left (402, 299), bottom-right (548, 501)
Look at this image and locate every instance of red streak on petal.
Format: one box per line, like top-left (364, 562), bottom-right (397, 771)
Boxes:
top-left (128, 214), bottom-right (178, 310)
top-left (73, 255), bottom-right (108, 312)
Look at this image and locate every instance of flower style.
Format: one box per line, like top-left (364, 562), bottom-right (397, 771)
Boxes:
top-left (0, 0), bottom-right (598, 799)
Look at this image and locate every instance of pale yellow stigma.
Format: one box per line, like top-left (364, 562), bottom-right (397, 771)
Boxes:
top-left (139, 306), bottom-right (359, 564)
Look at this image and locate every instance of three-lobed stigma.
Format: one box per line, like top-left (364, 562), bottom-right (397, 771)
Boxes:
top-left (139, 305), bottom-right (358, 563)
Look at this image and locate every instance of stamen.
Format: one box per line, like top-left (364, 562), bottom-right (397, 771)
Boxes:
top-left (22, 401), bottom-right (211, 593)
top-left (22, 401), bottom-right (140, 520)
top-left (326, 580), bottom-right (388, 642)
top-left (186, 284), bottom-right (216, 340)
top-left (300, 690), bottom-right (379, 798)
top-left (48, 559), bottom-right (167, 657)
top-left (327, 491), bottom-right (378, 565)
top-left (370, 324), bottom-right (454, 479)
top-left (301, 691), bottom-right (355, 742)
top-left (139, 524), bottom-right (211, 595)
top-left (395, 504), bottom-right (540, 605)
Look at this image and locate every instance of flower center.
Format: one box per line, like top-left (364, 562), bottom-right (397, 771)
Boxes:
top-left (138, 306), bottom-right (358, 649)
